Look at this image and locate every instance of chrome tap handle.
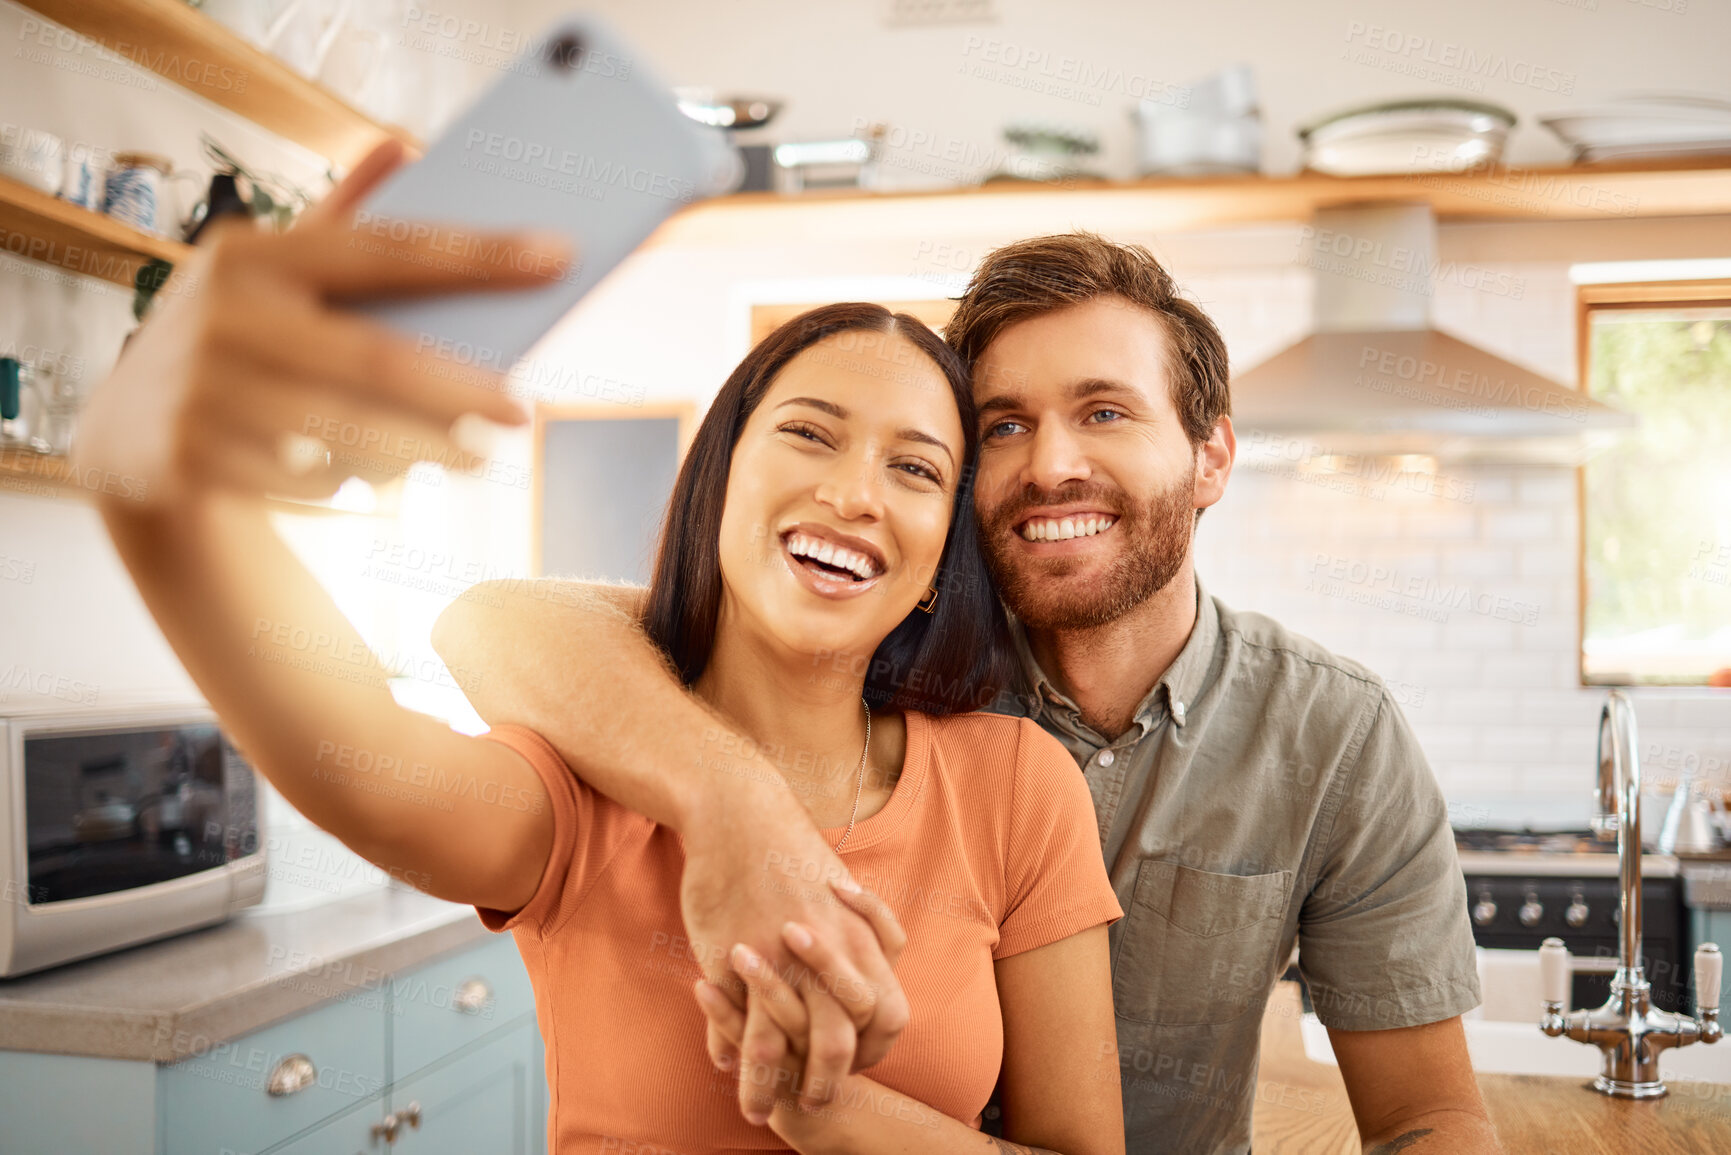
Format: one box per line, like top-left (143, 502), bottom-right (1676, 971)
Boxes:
top-left (1698, 943), bottom-right (1723, 1044)
top-left (1540, 938), bottom-right (1571, 1005)
top-left (1701, 944), bottom-right (1723, 1013)
top-left (1539, 937), bottom-right (1572, 1038)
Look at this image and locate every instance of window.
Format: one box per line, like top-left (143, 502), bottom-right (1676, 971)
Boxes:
top-left (1579, 280), bottom-right (1731, 685)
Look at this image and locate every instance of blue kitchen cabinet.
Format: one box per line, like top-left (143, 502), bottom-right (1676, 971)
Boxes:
top-left (0, 934), bottom-right (547, 1155)
top-left (160, 990), bottom-right (389, 1154)
top-left (1691, 908), bottom-right (1731, 1011)
top-left (266, 1095), bottom-right (391, 1155)
top-left (267, 1024), bottom-right (538, 1155)
top-left (388, 1024), bottom-right (537, 1155)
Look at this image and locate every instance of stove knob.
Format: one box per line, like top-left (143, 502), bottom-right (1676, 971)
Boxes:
top-left (1520, 894), bottom-right (1544, 928)
top-left (1473, 894), bottom-right (1497, 926)
top-left (1566, 897), bottom-right (1589, 928)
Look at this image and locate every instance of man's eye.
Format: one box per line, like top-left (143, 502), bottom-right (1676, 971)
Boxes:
top-left (984, 420), bottom-right (1025, 439)
top-left (1087, 409), bottom-right (1123, 423)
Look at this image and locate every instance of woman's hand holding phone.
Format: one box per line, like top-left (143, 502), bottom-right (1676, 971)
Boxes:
top-left (75, 140), bottom-right (570, 510)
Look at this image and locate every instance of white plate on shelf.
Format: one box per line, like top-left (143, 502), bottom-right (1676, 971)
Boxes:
top-left (1542, 95), bottom-right (1731, 162)
top-left (1299, 101), bottom-right (1514, 176)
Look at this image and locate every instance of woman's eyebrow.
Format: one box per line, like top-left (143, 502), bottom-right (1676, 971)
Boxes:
top-left (774, 396), bottom-right (955, 466)
top-left (898, 427), bottom-right (955, 466)
top-left (774, 396), bottom-right (846, 418)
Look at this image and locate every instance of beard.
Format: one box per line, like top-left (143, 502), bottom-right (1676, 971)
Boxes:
top-left (979, 474), bottom-right (1196, 631)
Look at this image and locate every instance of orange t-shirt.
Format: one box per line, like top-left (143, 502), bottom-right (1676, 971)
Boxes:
top-left (475, 710), bottom-right (1122, 1155)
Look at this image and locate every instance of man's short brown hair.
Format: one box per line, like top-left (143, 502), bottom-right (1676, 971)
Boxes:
top-left (943, 232), bottom-right (1231, 447)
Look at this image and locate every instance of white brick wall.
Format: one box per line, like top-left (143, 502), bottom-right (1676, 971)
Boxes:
top-left (1193, 263), bottom-right (1731, 829)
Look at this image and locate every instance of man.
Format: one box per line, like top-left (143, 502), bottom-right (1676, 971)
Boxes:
top-left (433, 233), bottom-right (1498, 1154)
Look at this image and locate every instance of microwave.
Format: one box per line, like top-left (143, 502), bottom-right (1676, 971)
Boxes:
top-left (0, 701), bottom-right (267, 978)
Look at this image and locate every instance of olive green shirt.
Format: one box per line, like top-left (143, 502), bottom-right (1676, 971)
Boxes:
top-left (1003, 576), bottom-right (1481, 1155)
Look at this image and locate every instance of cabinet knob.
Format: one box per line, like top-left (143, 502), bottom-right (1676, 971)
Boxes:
top-left (1473, 894), bottom-right (1497, 926)
top-left (266, 1053), bottom-right (317, 1097)
top-left (1565, 897), bottom-right (1590, 928)
top-left (1519, 894), bottom-right (1544, 927)
top-left (453, 976), bottom-right (493, 1015)
top-left (369, 1101), bottom-right (424, 1146)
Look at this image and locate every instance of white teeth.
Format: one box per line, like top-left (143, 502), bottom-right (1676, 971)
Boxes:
top-left (784, 532), bottom-right (881, 580)
top-left (1019, 515), bottom-right (1116, 542)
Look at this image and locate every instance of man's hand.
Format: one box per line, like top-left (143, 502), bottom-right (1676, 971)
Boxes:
top-left (680, 786), bottom-right (909, 1109)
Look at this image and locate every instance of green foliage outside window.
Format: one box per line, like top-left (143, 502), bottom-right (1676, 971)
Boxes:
top-left (1582, 308), bottom-right (1731, 684)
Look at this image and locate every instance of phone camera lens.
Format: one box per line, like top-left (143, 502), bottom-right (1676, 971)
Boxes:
top-left (546, 35), bottom-right (585, 73)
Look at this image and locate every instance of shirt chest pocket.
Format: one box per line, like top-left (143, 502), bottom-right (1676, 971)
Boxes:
top-left (1111, 859), bottom-right (1293, 1027)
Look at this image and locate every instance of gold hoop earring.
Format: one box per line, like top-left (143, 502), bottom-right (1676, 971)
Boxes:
top-left (917, 585), bottom-right (939, 614)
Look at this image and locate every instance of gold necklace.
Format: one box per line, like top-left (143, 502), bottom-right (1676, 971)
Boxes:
top-left (832, 696), bottom-right (872, 854)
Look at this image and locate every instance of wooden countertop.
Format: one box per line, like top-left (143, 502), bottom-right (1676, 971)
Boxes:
top-left (1253, 982), bottom-right (1731, 1154)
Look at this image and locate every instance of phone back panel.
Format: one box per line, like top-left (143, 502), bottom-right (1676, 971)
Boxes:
top-left (354, 17), bottom-right (734, 370)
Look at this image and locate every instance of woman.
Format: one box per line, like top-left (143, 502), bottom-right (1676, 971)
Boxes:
top-left (76, 143), bottom-right (1124, 1154)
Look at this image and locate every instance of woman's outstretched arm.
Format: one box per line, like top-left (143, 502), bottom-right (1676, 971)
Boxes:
top-left (75, 143), bottom-right (571, 911)
top-left (96, 492), bottom-right (552, 910)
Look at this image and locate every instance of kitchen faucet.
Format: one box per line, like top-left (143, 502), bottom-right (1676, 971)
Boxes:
top-left (1537, 689), bottom-right (1722, 1097)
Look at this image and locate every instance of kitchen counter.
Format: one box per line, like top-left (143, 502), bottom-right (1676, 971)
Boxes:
top-left (1253, 982), bottom-right (1731, 1154)
top-left (0, 883), bottom-right (490, 1062)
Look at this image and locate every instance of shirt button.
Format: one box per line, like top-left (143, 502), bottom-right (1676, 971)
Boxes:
top-left (1097, 749), bottom-right (1115, 767)
top-left (1171, 700), bottom-right (1187, 724)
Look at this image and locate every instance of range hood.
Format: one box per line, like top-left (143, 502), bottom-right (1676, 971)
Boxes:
top-left (1232, 203), bottom-right (1634, 465)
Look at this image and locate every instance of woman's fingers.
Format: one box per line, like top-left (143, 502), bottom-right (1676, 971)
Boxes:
top-left (696, 980), bottom-right (805, 1128)
top-left (295, 139), bottom-right (409, 230)
top-left (198, 439), bottom-right (344, 503)
top-left (798, 982), bottom-right (858, 1109)
top-left (203, 383), bottom-right (483, 498)
top-left (694, 980), bottom-right (745, 1055)
top-left (736, 988), bottom-right (790, 1125)
top-left (219, 292), bottom-right (528, 432)
top-left (282, 214), bottom-right (573, 302)
top-left (731, 943), bottom-right (813, 1125)
top-left (731, 943), bottom-right (810, 1050)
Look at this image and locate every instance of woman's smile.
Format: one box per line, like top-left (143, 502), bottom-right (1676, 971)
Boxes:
top-left (780, 522), bottom-right (889, 600)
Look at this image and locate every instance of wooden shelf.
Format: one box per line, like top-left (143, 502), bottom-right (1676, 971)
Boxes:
top-left (0, 448), bottom-right (407, 515)
top-left (660, 156), bottom-right (1731, 247)
top-left (0, 449), bottom-right (81, 498)
top-left (21, 0), bottom-right (416, 168)
top-left (0, 174), bottom-right (191, 288)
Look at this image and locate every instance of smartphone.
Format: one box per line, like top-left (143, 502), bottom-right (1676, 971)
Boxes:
top-left (351, 15), bottom-right (739, 372)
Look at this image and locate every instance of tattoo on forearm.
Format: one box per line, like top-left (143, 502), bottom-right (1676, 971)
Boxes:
top-left (986, 1140), bottom-right (1059, 1155)
top-left (1366, 1128), bottom-right (1434, 1155)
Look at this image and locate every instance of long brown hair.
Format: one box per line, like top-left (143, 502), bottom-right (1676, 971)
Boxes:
top-left (643, 303), bottom-right (1011, 715)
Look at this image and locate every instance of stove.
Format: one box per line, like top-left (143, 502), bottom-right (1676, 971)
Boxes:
top-left (1453, 828), bottom-right (1690, 1013)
